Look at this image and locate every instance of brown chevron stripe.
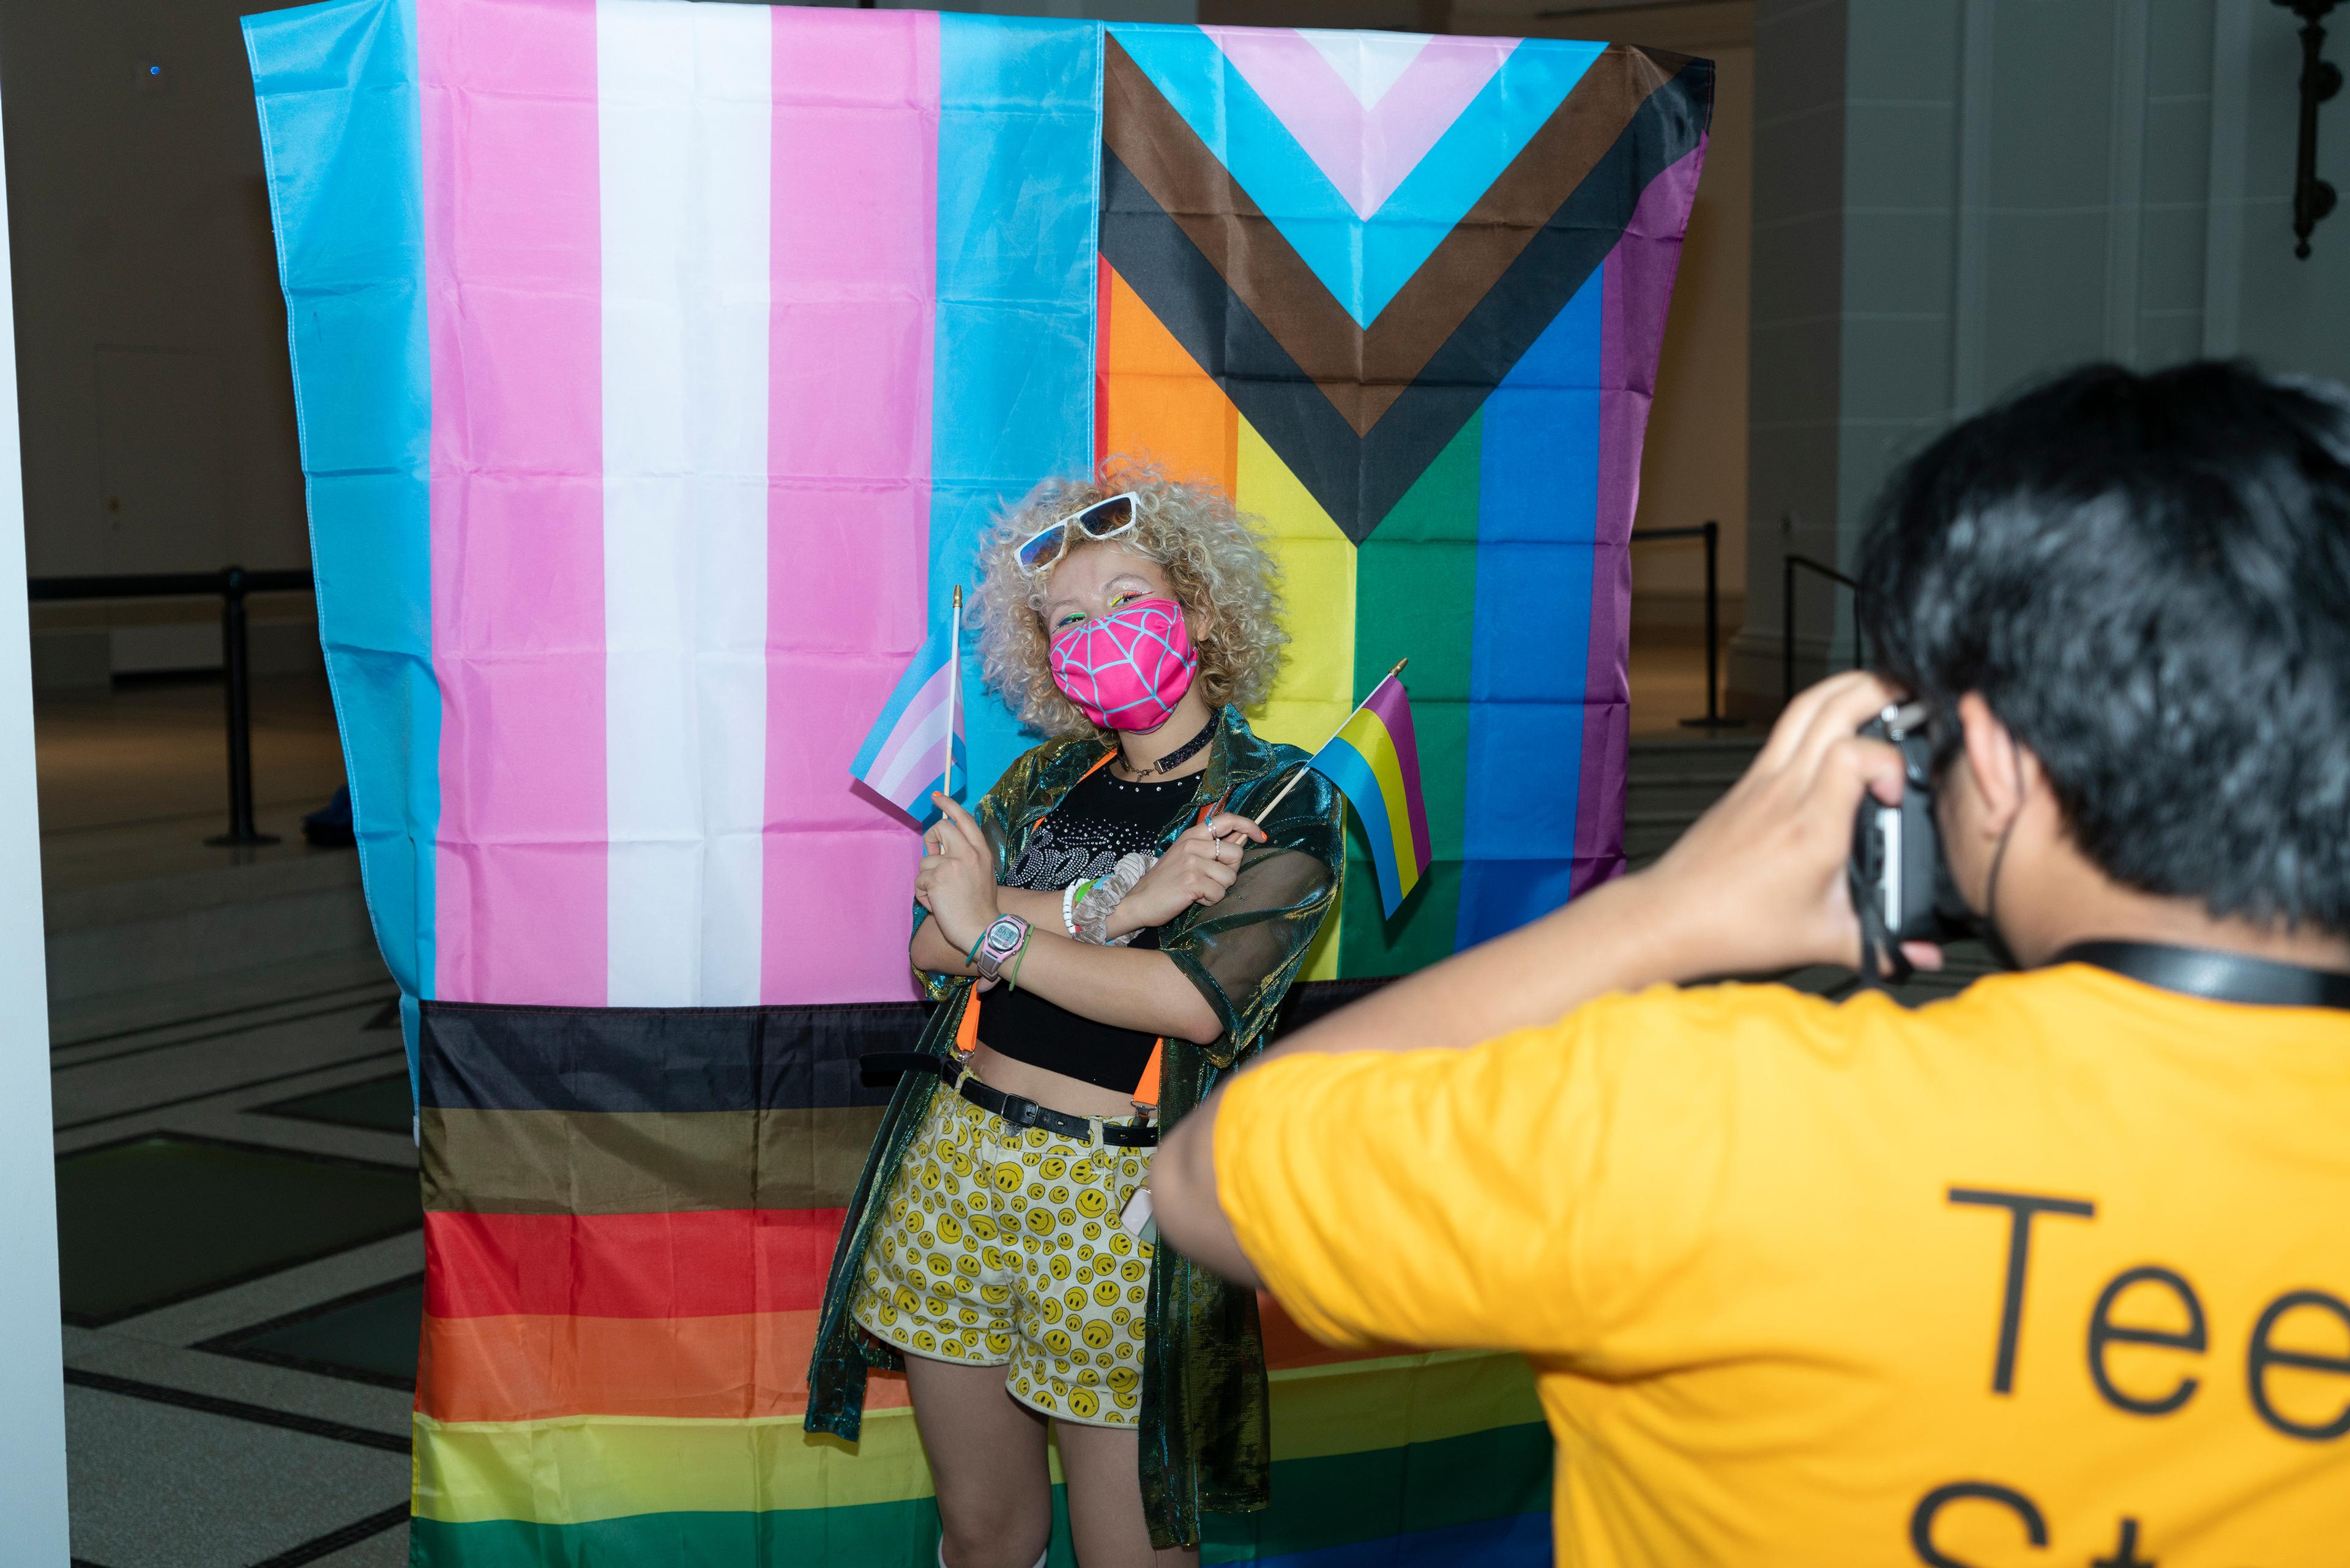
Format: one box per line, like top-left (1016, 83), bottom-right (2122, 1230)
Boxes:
top-left (420, 1105), bottom-right (887, 1215)
top-left (1103, 39), bottom-right (1684, 436)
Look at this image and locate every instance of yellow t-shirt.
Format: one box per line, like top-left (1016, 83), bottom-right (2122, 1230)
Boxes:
top-left (1212, 965), bottom-right (2350, 1566)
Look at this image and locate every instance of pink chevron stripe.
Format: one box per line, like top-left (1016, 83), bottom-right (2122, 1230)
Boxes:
top-left (761, 10), bottom-right (940, 1004)
top-left (419, 0), bottom-right (607, 1004)
top-left (1203, 28), bottom-right (1515, 220)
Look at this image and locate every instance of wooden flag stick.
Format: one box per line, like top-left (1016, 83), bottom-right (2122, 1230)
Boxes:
top-left (1246, 658), bottom-right (1408, 826)
top-left (944, 585), bottom-right (963, 798)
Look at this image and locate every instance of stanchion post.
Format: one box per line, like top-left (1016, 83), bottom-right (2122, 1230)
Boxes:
top-left (207, 566), bottom-right (280, 848)
top-left (1781, 550), bottom-right (1796, 711)
top-left (1677, 520), bottom-right (1744, 730)
top-left (1702, 520), bottom-right (1719, 719)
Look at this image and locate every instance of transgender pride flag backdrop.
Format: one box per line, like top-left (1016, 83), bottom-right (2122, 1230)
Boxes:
top-left (245, 2), bottom-right (1706, 1561)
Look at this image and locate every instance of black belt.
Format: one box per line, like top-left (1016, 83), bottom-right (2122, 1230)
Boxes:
top-left (861, 1053), bottom-right (1160, 1146)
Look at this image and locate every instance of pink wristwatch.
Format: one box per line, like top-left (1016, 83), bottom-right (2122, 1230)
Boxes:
top-left (972, 913), bottom-right (1031, 982)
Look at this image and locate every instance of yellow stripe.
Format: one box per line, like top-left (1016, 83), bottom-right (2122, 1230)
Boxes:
top-left (1236, 416), bottom-right (1354, 752)
top-left (412, 1352), bottom-right (1537, 1525)
top-left (412, 1406), bottom-right (936, 1525)
top-left (1236, 414), bottom-right (1354, 982)
top-left (1334, 707), bottom-right (1420, 898)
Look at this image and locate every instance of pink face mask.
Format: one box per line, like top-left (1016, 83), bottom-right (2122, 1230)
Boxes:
top-left (1048, 597), bottom-right (1199, 732)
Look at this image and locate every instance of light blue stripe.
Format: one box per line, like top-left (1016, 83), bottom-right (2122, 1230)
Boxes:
top-left (931, 15), bottom-right (1102, 802)
top-left (1105, 26), bottom-right (1599, 326)
top-left (851, 621), bottom-right (955, 777)
top-left (1456, 271), bottom-right (1602, 947)
top-left (1314, 736), bottom-right (1405, 915)
top-left (245, 0), bottom-right (437, 1086)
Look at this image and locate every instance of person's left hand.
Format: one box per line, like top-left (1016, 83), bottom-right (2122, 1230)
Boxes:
top-left (917, 794), bottom-right (1001, 957)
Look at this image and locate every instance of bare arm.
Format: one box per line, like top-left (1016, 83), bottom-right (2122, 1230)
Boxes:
top-left (908, 887), bottom-right (1061, 974)
top-left (1153, 673), bottom-right (1927, 1282)
top-left (1149, 871), bottom-right (1688, 1282)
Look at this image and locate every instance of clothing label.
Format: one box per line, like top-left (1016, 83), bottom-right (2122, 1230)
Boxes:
top-left (1119, 1184), bottom-right (1157, 1244)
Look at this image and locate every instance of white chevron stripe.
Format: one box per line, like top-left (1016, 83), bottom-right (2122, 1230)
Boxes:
top-left (1299, 28), bottom-right (1429, 110)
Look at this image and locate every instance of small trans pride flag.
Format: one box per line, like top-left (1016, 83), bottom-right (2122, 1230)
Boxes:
top-left (851, 591), bottom-right (965, 827)
top-left (1305, 670), bottom-right (1433, 917)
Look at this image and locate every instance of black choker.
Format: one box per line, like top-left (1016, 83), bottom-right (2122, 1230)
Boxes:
top-left (1122, 712), bottom-right (1218, 776)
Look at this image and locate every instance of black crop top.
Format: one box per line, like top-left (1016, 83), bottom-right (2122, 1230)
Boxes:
top-left (977, 763), bottom-right (1202, 1092)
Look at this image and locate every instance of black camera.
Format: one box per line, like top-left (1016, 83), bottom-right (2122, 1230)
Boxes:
top-left (1848, 701), bottom-right (1969, 972)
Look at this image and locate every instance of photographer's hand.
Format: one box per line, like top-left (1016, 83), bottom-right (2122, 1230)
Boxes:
top-left (1643, 670), bottom-right (1943, 981)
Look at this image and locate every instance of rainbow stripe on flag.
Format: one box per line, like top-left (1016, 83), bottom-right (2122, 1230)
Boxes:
top-left (1304, 673), bottom-right (1432, 917)
top-left (851, 608), bottom-right (966, 826)
top-left (409, 1001), bottom-right (1553, 1567)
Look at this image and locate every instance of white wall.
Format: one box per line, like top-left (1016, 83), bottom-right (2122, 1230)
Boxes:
top-left (1, 0), bottom-right (311, 679)
top-left (1734, 0), bottom-right (2350, 711)
top-left (0, 47), bottom-right (75, 1564)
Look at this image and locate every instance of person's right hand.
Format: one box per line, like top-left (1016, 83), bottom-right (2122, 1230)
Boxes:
top-left (1636, 671), bottom-right (1945, 979)
top-left (1112, 812), bottom-right (1269, 934)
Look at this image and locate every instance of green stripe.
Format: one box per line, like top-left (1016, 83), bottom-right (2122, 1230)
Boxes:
top-left (1344, 411), bottom-right (1479, 976)
top-left (411, 1494), bottom-right (944, 1568)
top-left (412, 1424), bottom-right (1551, 1566)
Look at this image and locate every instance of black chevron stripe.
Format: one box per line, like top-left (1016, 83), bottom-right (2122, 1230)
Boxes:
top-left (1099, 58), bottom-right (1710, 543)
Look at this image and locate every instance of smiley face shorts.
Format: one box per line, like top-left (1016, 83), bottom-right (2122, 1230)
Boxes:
top-left (851, 1081), bottom-right (1157, 1427)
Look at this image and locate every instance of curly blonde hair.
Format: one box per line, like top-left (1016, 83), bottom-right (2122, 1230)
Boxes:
top-left (973, 460), bottom-right (1289, 740)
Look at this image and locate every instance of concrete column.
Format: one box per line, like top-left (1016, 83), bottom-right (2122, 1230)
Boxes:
top-left (1734, 0), bottom-right (1966, 715)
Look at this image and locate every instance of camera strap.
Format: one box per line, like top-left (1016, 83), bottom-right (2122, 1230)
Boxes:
top-left (2052, 941), bottom-right (2350, 1011)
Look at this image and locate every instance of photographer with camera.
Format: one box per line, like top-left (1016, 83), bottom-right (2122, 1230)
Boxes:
top-left (1147, 361), bottom-right (2350, 1564)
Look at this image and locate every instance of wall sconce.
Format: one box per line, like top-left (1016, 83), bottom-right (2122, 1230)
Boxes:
top-left (2275, 0), bottom-right (2341, 258)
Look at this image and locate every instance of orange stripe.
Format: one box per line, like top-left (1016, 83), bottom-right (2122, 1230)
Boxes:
top-left (416, 1298), bottom-right (1365, 1423)
top-left (1100, 263), bottom-right (1237, 489)
top-left (417, 1307), bottom-right (912, 1424)
top-left (1259, 1290), bottom-right (1398, 1372)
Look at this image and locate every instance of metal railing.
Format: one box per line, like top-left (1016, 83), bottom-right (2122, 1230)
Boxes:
top-left (1781, 552), bottom-right (1865, 708)
top-left (1628, 520), bottom-right (1742, 730)
top-left (28, 566), bottom-right (316, 846)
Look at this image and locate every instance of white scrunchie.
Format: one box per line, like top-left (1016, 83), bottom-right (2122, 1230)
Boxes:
top-left (1073, 851), bottom-right (1154, 946)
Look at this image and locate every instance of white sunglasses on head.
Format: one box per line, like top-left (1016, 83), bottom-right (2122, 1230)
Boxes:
top-left (1015, 491), bottom-right (1140, 575)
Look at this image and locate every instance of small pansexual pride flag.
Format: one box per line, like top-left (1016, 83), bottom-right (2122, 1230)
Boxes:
top-left (851, 591), bottom-right (966, 827)
top-left (1305, 669), bottom-right (1433, 917)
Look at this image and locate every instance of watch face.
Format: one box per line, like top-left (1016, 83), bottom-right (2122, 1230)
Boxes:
top-left (985, 916), bottom-right (1024, 952)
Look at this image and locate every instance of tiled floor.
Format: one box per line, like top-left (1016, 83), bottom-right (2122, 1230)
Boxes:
top-left (53, 968), bottom-right (414, 1568)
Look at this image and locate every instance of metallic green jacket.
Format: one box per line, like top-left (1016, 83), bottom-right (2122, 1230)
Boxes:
top-left (804, 707), bottom-right (1346, 1548)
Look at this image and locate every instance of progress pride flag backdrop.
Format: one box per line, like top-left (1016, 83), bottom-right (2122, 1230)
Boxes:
top-left (248, 1), bottom-right (1704, 1559)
